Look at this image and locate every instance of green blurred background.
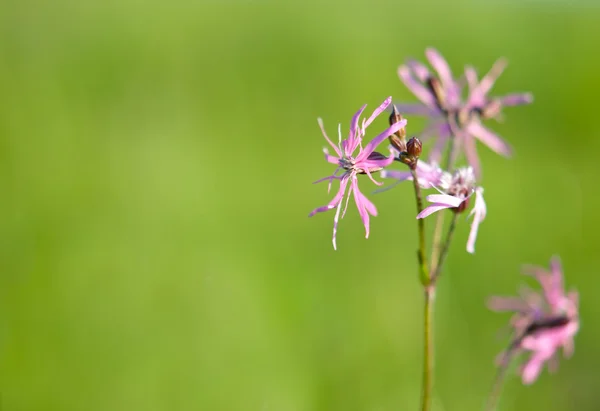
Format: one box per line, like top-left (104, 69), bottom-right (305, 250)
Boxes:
top-left (0, 1), bottom-right (598, 410)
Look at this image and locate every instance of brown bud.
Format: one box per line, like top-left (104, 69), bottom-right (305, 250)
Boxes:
top-left (388, 105), bottom-right (407, 152)
top-left (389, 104), bottom-right (403, 127)
top-left (406, 137), bottom-right (422, 158)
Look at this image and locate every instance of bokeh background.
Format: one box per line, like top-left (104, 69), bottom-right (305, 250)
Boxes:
top-left (1, 0), bottom-right (599, 410)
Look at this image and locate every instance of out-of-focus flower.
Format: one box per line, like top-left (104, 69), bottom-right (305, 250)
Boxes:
top-left (394, 48), bottom-right (533, 176)
top-left (417, 166), bottom-right (486, 253)
top-left (309, 97), bottom-right (407, 249)
top-left (488, 256), bottom-right (579, 385)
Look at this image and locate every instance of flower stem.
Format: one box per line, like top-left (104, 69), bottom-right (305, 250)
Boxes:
top-left (429, 134), bottom-right (457, 275)
top-left (411, 168), bottom-right (429, 286)
top-left (431, 212), bottom-right (459, 284)
top-left (410, 167), bottom-right (433, 411)
top-left (485, 349), bottom-right (515, 411)
top-left (421, 286), bottom-right (434, 411)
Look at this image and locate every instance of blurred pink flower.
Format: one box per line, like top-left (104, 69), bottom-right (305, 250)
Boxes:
top-left (488, 256), bottom-right (579, 384)
top-left (395, 48), bottom-right (532, 176)
top-left (416, 166), bottom-right (486, 253)
top-left (309, 97), bottom-right (407, 250)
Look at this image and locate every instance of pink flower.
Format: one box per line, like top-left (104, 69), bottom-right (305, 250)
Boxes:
top-left (488, 257), bottom-right (579, 385)
top-left (309, 97), bottom-right (407, 249)
top-left (416, 166), bottom-right (486, 253)
top-left (395, 48), bottom-right (532, 176)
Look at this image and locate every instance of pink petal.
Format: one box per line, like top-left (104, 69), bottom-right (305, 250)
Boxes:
top-left (462, 132), bottom-right (482, 179)
top-left (466, 187), bottom-right (486, 253)
top-left (499, 93), bottom-right (533, 107)
top-left (478, 58), bottom-right (507, 97)
top-left (352, 179), bottom-right (378, 239)
top-left (390, 103), bottom-right (439, 117)
top-left (363, 96), bottom-right (391, 129)
top-left (317, 118), bottom-right (342, 157)
top-left (521, 351), bottom-right (547, 385)
top-left (330, 178), bottom-right (351, 250)
top-left (323, 151), bottom-right (341, 165)
top-left (355, 119), bottom-right (406, 162)
top-left (347, 104), bottom-right (368, 154)
top-left (416, 203), bottom-right (454, 219)
top-left (309, 177), bottom-right (349, 217)
top-left (397, 65), bottom-right (437, 109)
top-left (380, 169), bottom-right (412, 181)
top-left (466, 121), bottom-right (513, 157)
top-left (406, 59), bottom-right (431, 82)
top-left (425, 48), bottom-right (460, 106)
top-left (426, 193), bottom-right (463, 208)
top-left (425, 48), bottom-right (454, 90)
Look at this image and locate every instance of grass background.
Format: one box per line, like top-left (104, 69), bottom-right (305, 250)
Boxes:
top-left (0, 0), bottom-right (599, 410)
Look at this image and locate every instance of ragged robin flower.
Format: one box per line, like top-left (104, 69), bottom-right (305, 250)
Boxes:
top-left (383, 163), bottom-right (486, 253)
top-left (488, 256), bottom-right (579, 385)
top-left (309, 97), bottom-right (407, 250)
top-left (395, 48), bottom-right (532, 176)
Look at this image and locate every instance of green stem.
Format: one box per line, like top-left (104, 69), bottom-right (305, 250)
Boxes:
top-left (410, 167), bottom-right (433, 411)
top-left (411, 168), bottom-right (428, 286)
top-left (429, 134), bottom-right (457, 275)
top-left (421, 286), bottom-right (434, 411)
top-left (431, 213), bottom-right (459, 284)
top-left (485, 349), bottom-right (515, 411)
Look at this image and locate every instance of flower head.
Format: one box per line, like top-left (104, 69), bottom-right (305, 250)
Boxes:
top-left (395, 48), bottom-right (532, 176)
top-left (381, 162), bottom-right (485, 253)
top-left (309, 97), bottom-right (407, 249)
top-left (488, 256), bottom-right (579, 385)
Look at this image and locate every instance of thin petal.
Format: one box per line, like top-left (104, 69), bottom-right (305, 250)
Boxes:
top-left (323, 150), bottom-right (341, 165)
top-left (390, 102), bottom-right (439, 117)
top-left (521, 351), bottom-right (547, 385)
top-left (478, 58), bottom-right (508, 97)
top-left (330, 178), bottom-right (351, 250)
top-left (359, 152), bottom-right (395, 171)
top-left (355, 120), bottom-right (407, 162)
top-left (406, 59), bottom-right (431, 82)
top-left (352, 179), bottom-right (377, 239)
top-left (462, 132), bottom-right (482, 179)
top-left (426, 193), bottom-right (463, 208)
top-left (499, 93), bottom-right (534, 107)
top-left (466, 188), bottom-right (486, 253)
top-left (380, 169), bottom-right (412, 181)
top-left (309, 178), bottom-right (349, 217)
top-left (417, 203), bottom-right (454, 219)
top-left (425, 48), bottom-right (454, 90)
top-left (347, 104), bottom-right (367, 154)
top-left (363, 96), bottom-right (391, 129)
top-left (425, 48), bottom-right (460, 106)
top-left (465, 66), bottom-right (486, 108)
top-left (317, 118), bottom-right (342, 157)
top-left (397, 65), bottom-right (437, 109)
top-left (466, 121), bottom-right (513, 157)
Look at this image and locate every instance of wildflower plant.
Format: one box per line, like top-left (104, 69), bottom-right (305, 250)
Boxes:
top-left (309, 48), bottom-right (578, 411)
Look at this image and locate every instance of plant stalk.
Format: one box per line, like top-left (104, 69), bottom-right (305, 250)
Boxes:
top-left (410, 167), bottom-right (433, 411)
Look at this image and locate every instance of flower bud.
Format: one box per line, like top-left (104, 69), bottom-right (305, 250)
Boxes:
top-left (388, 105), bottom-right (407, 152)
top-left (406, 137), bottom-right (422, 158)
